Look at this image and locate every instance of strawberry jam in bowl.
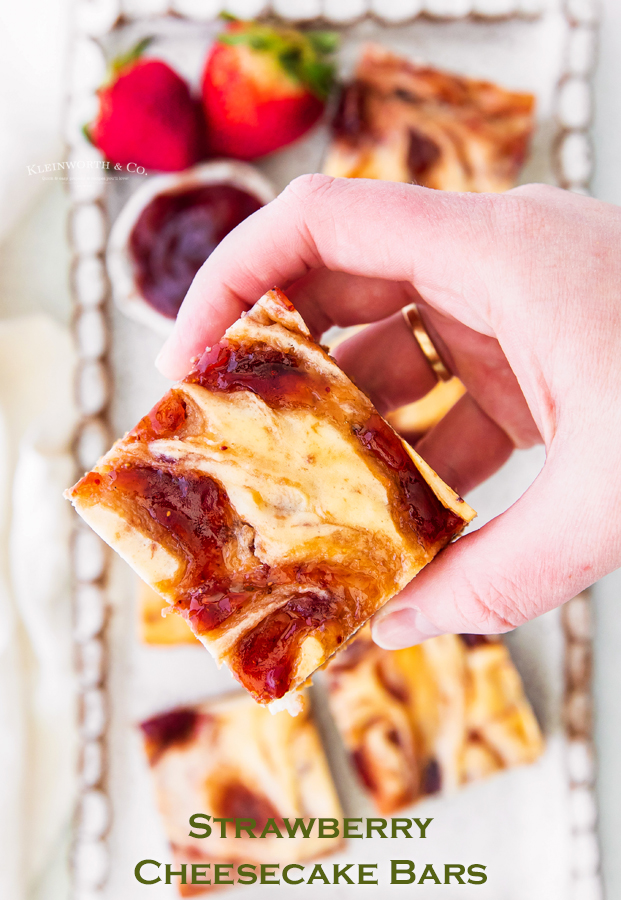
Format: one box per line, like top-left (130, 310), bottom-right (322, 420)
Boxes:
top-left (107, 161), bottom-right (275, 334)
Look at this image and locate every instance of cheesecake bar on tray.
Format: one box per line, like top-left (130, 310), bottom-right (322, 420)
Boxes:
top-left (326, 627), bottom-right (544, 814)
top-left (323, 43), bottom-right (535, 192)
top-left (141, 692), bottom-right (342, 896)
top-left (322, 44), bottom-right (536, 446)
top-left (66, 288), bottom-right (474, 713)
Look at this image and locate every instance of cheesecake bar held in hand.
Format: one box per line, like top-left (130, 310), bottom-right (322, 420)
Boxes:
top-left (66, 289), bottom-right (475, 712)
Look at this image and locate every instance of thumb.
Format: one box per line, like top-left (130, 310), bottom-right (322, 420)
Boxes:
top-left (371, 462), bottom-right (599, 648)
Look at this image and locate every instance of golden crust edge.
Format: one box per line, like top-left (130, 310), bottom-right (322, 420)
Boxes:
top-left (401, 439), bottom-right (476, 525)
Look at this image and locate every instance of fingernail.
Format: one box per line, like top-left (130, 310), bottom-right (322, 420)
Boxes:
top-left (372, 608), bottom-right (444, 650)
top-left (155, 339), bottom-right (179, 379)
top-left (155, 342), bottom-right (171, 373)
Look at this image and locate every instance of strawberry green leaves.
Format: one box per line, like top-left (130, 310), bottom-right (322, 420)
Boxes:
top-left (218, 21), bottom-right (338, 100)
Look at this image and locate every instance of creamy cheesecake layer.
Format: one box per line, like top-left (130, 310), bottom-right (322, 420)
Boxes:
top-left (67, 288), bottom-right (474, 712)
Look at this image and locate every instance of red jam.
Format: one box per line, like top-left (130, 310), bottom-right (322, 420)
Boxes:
top-left (186, 341), bottom-right (327, 407)
top-left (352, 748), bottom-right (377, 791)
top-left (140, 708), bottom-right (198, 763)
top-left (128, 390), bottom-right (188, 443)
top-left (332, 81), bottom-right (369, 139)
top-left (129, 183), bottom-right (263, 319)
top-left (407, 127), bottom-right (440, 182)
top-left (216, 782), bottom-right (281, 831)
top-left (420, 757), bottom-right (442, 795)
top-left (235, 593), bottom-right (343, 702)
top-left (459, 633), bottom-right (490, 648)
top-left (109, 465), bottom-right (232, 595)
top-left (186, 587), bottom-right (257, 632)
top-left (332, 83), bottom-right (441, 186)
top-left (354, 414), bottom-right (463, 549)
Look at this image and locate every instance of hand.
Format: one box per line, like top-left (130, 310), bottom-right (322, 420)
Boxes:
top-left (156, 175), bottom-right (621, 649)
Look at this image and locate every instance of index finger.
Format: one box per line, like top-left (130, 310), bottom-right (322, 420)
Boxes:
top-left (156, 174), bottom-right (502, 380)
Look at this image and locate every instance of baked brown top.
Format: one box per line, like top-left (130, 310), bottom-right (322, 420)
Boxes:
top-left (323, 44), bottom-right (535, 193)
top-left (66, 288), bottom-right (474, 711)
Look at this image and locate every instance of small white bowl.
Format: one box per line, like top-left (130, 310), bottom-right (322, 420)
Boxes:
top-left (107, 161), bottom-right (277, 336)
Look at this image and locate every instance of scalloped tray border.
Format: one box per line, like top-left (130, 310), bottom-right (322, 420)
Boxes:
top-left (65, 1), bottom-right (603, 896)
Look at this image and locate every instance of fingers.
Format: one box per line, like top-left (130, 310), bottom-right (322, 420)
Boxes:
top-left (155, 287), bottom-right (249, 381)
top-left (412, 392), bottom-right (514, 497)
top-left (420, 305), bottom-right (541, 449)
top-left (157, 175), bottom-right (502, 379)
top-left (285, 269), bottom-right (417, 339)
top-left (371, 462), bottom-right (599, 650)
top-left (332, 310), bottom-right (438, 414)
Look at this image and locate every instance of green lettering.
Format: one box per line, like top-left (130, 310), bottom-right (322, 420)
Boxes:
top-left (283, 864), bottom-right (305, 885)
top-left (419, 864), bottom-right (441, 884)
top-left (165, 864), bottom-right (187, 885)
top-left (391, 818), bottom-right (413, 838)
top-left (235, 818), bottom-right (256, 838)
top-left (318, 818), bottom-right (339, 838)
top-left (188, 814), bottom-right (211, 838)
top-left (358, 864), bottom-right (378, 884)
top-left (260, 818), bottom-right (283, 838)
top-left (343, 818), bottom-right (363, 838)
top-left (237, 864), bottom-right (257, 885)
top-left (413, 817), bottom-right (433, 838)
top-left (468, 864), bottom-right (487, 885)
top-left (333, 863), bottom-right (354, 884)
top-left (308, 864), bottom-right (330, 884)
top-left (212, 817), bottom-right (234, 838)
top-left (283, 817), bottom-right (316, 838)
top-left (366, 818), bottom-right (388, 838)
top-left (214, 864), bottom-right (234, 885)
top-left (191, 864), bottom-right (210, 885)
top-left (445, 864), bottom-right (465, 884)
top-left (391, 860), bottom-right (415, 884)
top-left (134, 860), bottom-right (161, 884)
top-left (260, 864), bottom-right (280, 885)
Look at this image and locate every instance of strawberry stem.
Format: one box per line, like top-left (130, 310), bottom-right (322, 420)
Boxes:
top-left (217, 21), bottom-right (338, 101)
top-left (110, 36), bottom-right (154, 78)
top-left (81, 122), bottom-right (94, 146)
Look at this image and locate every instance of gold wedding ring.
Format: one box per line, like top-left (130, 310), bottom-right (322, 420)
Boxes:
top-left (401, 303), bottom-right (452, 383)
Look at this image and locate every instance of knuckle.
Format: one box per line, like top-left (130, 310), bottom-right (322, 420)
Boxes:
top-left (279, 173), bottom-right (336, 208)
top-left (508, 182), bottom-right (564, 202)
top-left (493, 193), bottom-right (539, 241)
top-left (458, 574), bottom-right (530, 634)
top-left (276, 174), bottom-right (340, 267)
top-left (495, 184), bottom-right (568, 248)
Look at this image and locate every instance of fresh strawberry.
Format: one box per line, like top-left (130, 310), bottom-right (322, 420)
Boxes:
top-left (87, 39), bottom-right (204, 172)
top-left (201, 20), bottom-right (337, 160)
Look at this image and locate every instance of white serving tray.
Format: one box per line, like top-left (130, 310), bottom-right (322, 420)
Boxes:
top-left (65, 2), bottom-right (602, 898)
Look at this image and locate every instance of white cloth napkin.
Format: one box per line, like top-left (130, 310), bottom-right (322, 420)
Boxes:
top-left (0, 316), bottom-right (77, 900)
